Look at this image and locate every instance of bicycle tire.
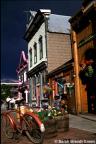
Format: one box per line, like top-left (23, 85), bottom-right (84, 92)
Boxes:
top-left (23, 114), bottom-right (44, 144)
top-left (1, 114), bottom-right (14, 139)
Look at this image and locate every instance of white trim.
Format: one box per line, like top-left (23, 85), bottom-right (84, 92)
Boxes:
top-left (1, 82), bottom-right (19, 85)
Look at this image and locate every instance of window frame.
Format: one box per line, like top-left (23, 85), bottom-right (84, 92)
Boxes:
top-left (39, 36), bottom-right (43, 60)
top-left (34, 42), bottom-right (37, 64)
top-left (29, 48), bottom-right (32, 68)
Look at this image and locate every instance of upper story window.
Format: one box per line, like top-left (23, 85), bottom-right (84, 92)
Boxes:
top-left (29, 48), bottom-right (32, 68)
top-left (39, 36), bottom-right (43, 60)
top-left (34, 42), bottom-right (37, 64)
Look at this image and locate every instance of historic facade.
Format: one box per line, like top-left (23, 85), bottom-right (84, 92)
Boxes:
top-left (16, 51), bottom-right (29, 104)
top-left (47, 59), bottom-right (76, 113)
top-left (69, 0), bottom-right (96, 114)
top-left (24, 9), bottom-right (72, 107)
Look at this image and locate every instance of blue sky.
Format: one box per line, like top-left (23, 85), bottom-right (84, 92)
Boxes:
top-left (1, 0), bottom-right (82, 80)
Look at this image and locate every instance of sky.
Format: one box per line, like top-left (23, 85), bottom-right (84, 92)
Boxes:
top-left (1, 0), bottom-right (82, 80)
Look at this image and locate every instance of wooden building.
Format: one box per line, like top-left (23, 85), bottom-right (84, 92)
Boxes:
top-left (24, 9), bottom-right (72, 107)
top-left (69, 0), bottom-right (96, 114)
top-left (47, 59), bottom-right (76, 114)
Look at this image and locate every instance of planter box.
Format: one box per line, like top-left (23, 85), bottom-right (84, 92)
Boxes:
top-left (44, 118), bottom-right (57, 138)
top-left (55, 114), bottom-right (69, 132)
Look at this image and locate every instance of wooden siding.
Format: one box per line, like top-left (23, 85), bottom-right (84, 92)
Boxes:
top-left (78, 41), bottom-right (94, 64)
top-left (80, 83), bottom-right (88, 112)
top-left (47, 33), bottom-right (72, 73)
top-left (77, 23), bottom-right (92, 45)
top-left (76, 23), bottom-right (94, 113)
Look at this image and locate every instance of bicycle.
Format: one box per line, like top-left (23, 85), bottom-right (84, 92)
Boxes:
top-left (1, 99), bottom-right (45, 144)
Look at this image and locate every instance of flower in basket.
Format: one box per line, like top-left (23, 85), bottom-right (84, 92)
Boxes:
top-left (49, 107), bottom-right (63, 118)
top-left (59, 99), bottom-right (68, 114)
top-left (85, 65), bottom-right (94, 77)
top-left (43, 84), bottom-right (52, 96)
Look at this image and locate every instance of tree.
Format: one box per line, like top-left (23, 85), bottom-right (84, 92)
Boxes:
top-left (1, 84), bottom-right (11, 101)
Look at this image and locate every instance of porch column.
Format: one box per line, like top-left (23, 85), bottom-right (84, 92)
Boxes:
top-left (29, 78), bottom-right (32, 106)
top-left (40, 73), bottom-right (43, 107)
top-left (24, 90), bottom-right (28, 104)
top-left (18, 92), bottom-right (22, 99)
top-left (72, 30), bottom-right (81, 114)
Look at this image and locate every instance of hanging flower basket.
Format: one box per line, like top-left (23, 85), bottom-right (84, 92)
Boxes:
top-left (43, 85), bottom-right (52, 95)
top-left (79, 64), bottom-right (95, 85)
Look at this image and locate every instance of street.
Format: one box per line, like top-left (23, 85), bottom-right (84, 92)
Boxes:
top-left (1, 128), bottom-right (96, 144)
top-left (1, 114), bottom-right (96, 144)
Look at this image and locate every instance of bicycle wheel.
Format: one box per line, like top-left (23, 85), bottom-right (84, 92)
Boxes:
top-left (1, 114), bottom-right (14, 139)
top-left (23, 114), bottom-right (44, 144)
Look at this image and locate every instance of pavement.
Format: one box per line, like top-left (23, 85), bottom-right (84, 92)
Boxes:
top-left (1, 112), bottom-right (96, 144)
top-left (79, 113), bottom-right (96, 121)
top-left (69, 113), bottom-right (96, 133)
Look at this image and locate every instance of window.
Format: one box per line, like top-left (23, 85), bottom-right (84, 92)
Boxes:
top-left (34, 43), bottom-right (37, 64)
top-left (36, 73), bottom-right (40, 84)
top-left (29, 48), bottom-right (32, 68)
top-left (39, 36), bottom-right (43, 60)
top-left (57, 79), bottom-right (64, 95)
top-left (42, 70), bottom-right (46, 84)
top-left (33, 76), bottom-right (36, 98)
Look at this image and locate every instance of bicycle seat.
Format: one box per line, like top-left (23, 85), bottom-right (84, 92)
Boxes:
top-left (15, 98), bottom-right (24, 105)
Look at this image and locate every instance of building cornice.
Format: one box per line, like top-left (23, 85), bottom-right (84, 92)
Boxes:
top-left (47, 59), bottom-right (73, 78)
top-left (69, 0), bottom-right (96, 32)
top-left (1, 82), bottom-right (19, 86)
top-left (24, 10), bottom-right (51, 42)
top-left (27, 61), bottom-right (47, 77)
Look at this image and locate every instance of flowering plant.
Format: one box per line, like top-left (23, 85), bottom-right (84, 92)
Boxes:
top-left (35, 105), bottom-right (68, 123)
top-left (43, 85), bottom-right (52, 95)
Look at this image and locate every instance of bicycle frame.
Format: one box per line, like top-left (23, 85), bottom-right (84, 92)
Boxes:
top-left (2, 111), bottom-right (16, 130)
top-left (1, 105), bottom-right (45, 144)
top-left (23, 111), bottom-right (45, 132)
top-left (1, 108), bottom-right (45, 133)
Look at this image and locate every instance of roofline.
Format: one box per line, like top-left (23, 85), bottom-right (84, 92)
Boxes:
top-left (69, 0), bottom-right (96, 24)
top-left (1, 82), bottom-right (20, 85)
top-left (47, 59), bottom-right (73, 78)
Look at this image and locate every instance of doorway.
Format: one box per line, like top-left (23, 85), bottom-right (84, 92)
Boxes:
top-left (87, 83), bottom-right (96, 114)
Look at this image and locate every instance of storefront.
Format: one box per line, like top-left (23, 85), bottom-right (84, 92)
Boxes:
top-left (47, 60), bottom-right (76, 114)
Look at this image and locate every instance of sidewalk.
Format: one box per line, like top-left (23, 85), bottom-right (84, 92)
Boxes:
top-left (79, 113), bottom-right (96, 122)
top-left (69, 114), bottom-right (96, 133)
